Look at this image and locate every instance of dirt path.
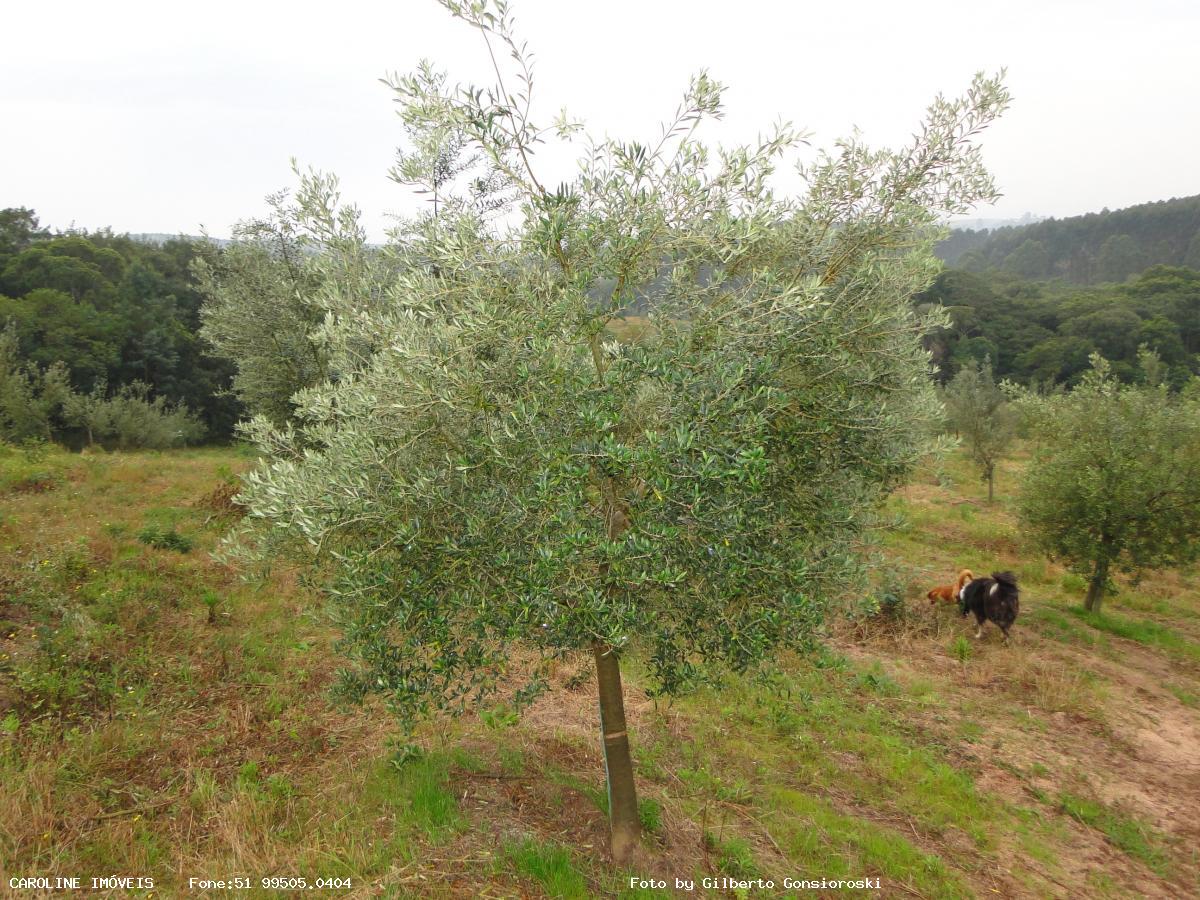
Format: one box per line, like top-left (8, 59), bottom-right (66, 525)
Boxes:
top-left (835, 599), bottom-right (1200, 898)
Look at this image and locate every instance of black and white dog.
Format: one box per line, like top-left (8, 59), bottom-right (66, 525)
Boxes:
top-left (958, 571), bottom-right (1019, 641)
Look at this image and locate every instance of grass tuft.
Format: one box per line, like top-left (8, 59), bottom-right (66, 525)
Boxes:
top-left (502, 837), bottom-right (590, 898)
top-left (1059, 793), bottom-right (1169, 874)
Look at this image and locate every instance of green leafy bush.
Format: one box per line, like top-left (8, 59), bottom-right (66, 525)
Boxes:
top-left (66, 381), bottom-right (205, 450)
top-left (3, 321), bottom-right (205, 449)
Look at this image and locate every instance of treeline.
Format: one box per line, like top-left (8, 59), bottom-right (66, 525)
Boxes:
top-left (0, 208), bottom-right (239, 445)
top-left (918, 265), bottom-right (1200, 387)
top-left (936, 194), bottom-right (1200, 283)
top-left (6, 196), bottom-right (1200, 451)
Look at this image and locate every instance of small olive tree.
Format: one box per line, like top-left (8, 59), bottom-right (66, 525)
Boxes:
top-left (0, 323), bottom-right (72, 442)
top-left (63, 380), bottom-right (205, 450)
top-left (193, 169), bottom-right (386, 427)
top-left (944, 358), bottom-right (1016, 501)
top-left (2, 326), bottom-right (204, 448)
top-left (196, 87), bottom-right (511, 428)
top-left (224, 0), bottom-right (1007, 861)
top-left (1013, 351), bottom-right (1200, 612)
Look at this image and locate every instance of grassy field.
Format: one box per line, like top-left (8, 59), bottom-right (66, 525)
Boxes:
top-left (2, 442), bottom-right (1199, 897)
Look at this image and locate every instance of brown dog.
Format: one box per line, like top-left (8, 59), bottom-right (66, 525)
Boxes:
top-left (928, 569), bottom-right (974, 605)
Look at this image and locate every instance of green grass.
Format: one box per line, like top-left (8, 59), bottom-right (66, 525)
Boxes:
top-left (637, 797), bottom-right (663, 834)
top-left (648, 656), bottom-right (1023, 890)
top-left (365, 753), bottom-right (464, 840)
top-left (1067, 607), bottom-right (1200, 662)
top-left (136, 524), bottom-right (194, 553)
top-left (1029, 606), bottom-right (1106, 648)
top-left (0, 441), bottom-right (67, 493)
top-left (710, 834), bottom-right (758, 878)
top-left (1059, 793), bottom-right (1170, 874)
top-left (1168, 684), bottom-right (1199, 708)
top-left (3, 443), bottom-right (1196, 897)
top-left (502, 837), bottom-right (590, 898)
top-left (950, 635), bottom-right (973, 662)
top-left (768, 788), bottom-right (966, 899)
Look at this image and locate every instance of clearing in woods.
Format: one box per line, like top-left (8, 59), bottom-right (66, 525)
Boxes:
top-left (1, 444), bottom-right (1198, 897)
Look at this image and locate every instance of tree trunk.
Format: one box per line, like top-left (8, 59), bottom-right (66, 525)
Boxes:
top-left (593, 641), bottom-right (640, 862)
top-left (587, 376), bottom-right (640, 861)
top-left (1085, 558), bottom-right (1108, 613)
top-left (986, 466), bottom-right (994, 503)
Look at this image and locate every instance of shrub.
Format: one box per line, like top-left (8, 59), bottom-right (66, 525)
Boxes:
top-left (79, 382), bottom-right (206, 450)
top-left (0, 325), bottom-right (71, 443)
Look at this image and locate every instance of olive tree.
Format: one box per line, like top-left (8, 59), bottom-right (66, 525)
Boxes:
top-left (944, 358), bottom-right (1016, 501)
top-left (193, 170), bottom-right (371, 426)
top-left (224, 0), bottom-right (1008, 861)
top-left (1013, 351), bottom-right (1200, 612)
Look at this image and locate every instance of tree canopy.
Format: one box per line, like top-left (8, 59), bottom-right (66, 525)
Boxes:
top-left (220, 0), bottom-right (1008, 861)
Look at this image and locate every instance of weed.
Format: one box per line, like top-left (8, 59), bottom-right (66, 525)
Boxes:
top-left (136, 526), bottom-right (193, 553)
top-left (711, 835), bottom-right (758, 878)
top-left (856, 663), bottom-right (902, 696)
top-left (236, 761), bottom-right (261, 790)
top-left (265, 774), bottom-right (295, 801)
top-left (502, 837), bottom-right (589, 898)
top-left (200, 591), bottom-right (222, 624)
top-left (1060, 573), bottom-right (1087, 593)
top-left (951, 635), bottom-right (973, 663)
top-left (481, 703), bottom-right (520, 730)
top-left (388, 742), bottom-right (425, 771)
top-left (638, 797), bottom-right (663, 834)
top-left (564, 668), bottom-right (591, 691)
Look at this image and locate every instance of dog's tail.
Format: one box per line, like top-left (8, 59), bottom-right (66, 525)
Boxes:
top-left (992, 571), bottom-right (1018, 589)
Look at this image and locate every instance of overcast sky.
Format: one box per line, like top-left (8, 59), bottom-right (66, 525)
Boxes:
top-left (3, 0), bottom-right (1197, 240)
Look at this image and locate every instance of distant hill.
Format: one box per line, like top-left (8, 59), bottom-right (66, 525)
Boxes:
top-left (946, 213), bottom-right (1046, 232)
top-left (129, 232), bottom-right (231, 247)
top-left (936, 195), bottom-right (1200, 284)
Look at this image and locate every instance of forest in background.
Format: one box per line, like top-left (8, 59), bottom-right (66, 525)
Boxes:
top-left (0, 208), bottom-right (238, 443)
top-left (3, 195), bottom-right (1200, 448)
top-left (919, 265), bottom-right (1200, 387)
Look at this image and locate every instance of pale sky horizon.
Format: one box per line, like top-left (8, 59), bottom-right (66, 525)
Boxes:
top-left (3, 0), bottom-right (1198, 241)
